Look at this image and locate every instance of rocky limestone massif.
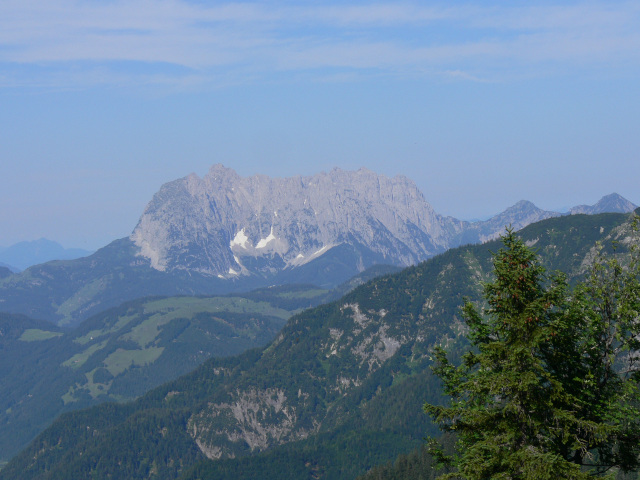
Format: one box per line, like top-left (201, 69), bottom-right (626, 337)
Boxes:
top-left (133, 164), bottom-right (631, 280)
top-left (130, 165), bottom-right (466, 277)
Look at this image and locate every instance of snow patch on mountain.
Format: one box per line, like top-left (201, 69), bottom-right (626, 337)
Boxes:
top-left (231, 229), bottom-right (250, 249)
top-left (256, 227), bottom-right (276, 249)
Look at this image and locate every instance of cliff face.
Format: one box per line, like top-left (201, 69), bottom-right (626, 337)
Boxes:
top-left (130, 165), bottom-right (466, 277)
top-left (130, 165), bottom-right (637, 280)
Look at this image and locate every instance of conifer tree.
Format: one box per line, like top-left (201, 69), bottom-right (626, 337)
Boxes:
top-left (424, 226), bottom-right (640, 479)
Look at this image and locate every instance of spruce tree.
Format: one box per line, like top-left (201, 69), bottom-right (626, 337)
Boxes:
top-left (424, 227), bottom-right (640, 479)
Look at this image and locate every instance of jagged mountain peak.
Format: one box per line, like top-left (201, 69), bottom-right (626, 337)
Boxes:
top-left (130, 166), bottom-right (637, 282)
top-left (1, 164), bottom-right (637, 330)
top-left (491, 199), bottom-right (556, 222)
top-left (510, 199), bottom-right (539, 209)
top-left (483, 199), bottom-right (543, 220)
top-left (130, 166), bottom-right (460, 278)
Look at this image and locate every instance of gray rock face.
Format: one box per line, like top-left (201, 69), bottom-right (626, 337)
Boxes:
top-left (130, 165), bottom-right (637, 280)
top-left (131, 165), bottom-right (466, 277)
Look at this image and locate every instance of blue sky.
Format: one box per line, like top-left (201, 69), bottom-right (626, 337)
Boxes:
top-left (1, 0), bottom-right (639, 250)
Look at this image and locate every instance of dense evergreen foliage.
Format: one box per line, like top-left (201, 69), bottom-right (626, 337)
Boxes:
top-left (1, 212), bottom-right (635, 480)
top-left (425, 224), bottom-right (640, 479)
top-left (0, 313), bottom-right (81, 460)
top-left (356, 442), bottom-right (450, 480)
top-left (0, 266), bottom-right (13, 279)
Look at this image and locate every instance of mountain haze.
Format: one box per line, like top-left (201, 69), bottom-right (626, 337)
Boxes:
top-left (569, 192), bottom-right (637, 215)
top-left (129, 165), bottom-right (637, 279)
top-left (452, 200), bottom-right (561, 245)
top-left (0, 266), bottom-right (13, 278)
top-left (0, 238), bottom-right (93, 272)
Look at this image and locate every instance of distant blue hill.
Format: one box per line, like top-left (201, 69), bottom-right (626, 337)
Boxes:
top-left (0, 239), bottom-right (93, 272)
top-left (0, 262), bottom-right (19, 273)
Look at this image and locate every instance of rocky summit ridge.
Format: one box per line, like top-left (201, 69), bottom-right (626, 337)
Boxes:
top-left (130, 164), bottom-right (637, 280)
top-left (131, 165), bottom-right (465, 277)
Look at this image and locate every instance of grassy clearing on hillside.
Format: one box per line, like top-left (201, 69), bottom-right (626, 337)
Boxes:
top-left (55, 276), bottom-right (111, 326)
top-left (144, 296), bottom-right (292, 320)
top-left (83, 370), bottom-right (112, 399)
top-left (61, 347), bottom-right (164, 403)
top-left (276, 288), bottom-right (329, 299)
top-left (18, 329), bottom-right (63, 342)
top-left (74, 313), bottom-right (139, 345)
top-left (62, 340), bottom-right (108, 369)
top-left (122, 314), bottom-right (171, 348)
top-left (122, 296), bottom-right (292, 348)
top-left (104, 347), bottom-right (165, 376)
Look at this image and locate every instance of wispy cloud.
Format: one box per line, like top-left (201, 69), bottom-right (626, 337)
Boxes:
top-left (1, 1), bottom-right (639, 89)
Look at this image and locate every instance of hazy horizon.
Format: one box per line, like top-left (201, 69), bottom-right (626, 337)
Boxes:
top-left (0, 173), bottom-right (635, 252)
top-left (2, 1), bottom-right (639, 250)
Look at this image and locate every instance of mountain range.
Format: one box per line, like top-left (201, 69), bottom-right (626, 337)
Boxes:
top-left (0, 165), bottom-right (636, 328)
top-left (3, 210), bottom-right (637, 479)
top-left (0, 163), bottom-right (637, 476)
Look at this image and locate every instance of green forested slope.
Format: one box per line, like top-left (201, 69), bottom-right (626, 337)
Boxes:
top-left (0, 293), bottom-right (295, 463)
top-left (0, 266), bottom-right (394, 464)
top-left (1, 212), bottom-right (634, 480)
top-left (0, 266), bottom-right (13, 278)
top-left (0, 313), bottom-right (75, 461)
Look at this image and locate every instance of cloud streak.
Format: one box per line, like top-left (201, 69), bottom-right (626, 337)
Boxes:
top-left (1, 1), bottom-right (639, 89)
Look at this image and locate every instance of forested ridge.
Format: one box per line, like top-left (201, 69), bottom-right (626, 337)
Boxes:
top-left (0, 263), bottom-right (398, 464)
top-left (0, 286), bottom-right (328, 462)
top-left (361, 219), bottom-right (640, 480)
top-left (1, 212), bottom-right (636, 480)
